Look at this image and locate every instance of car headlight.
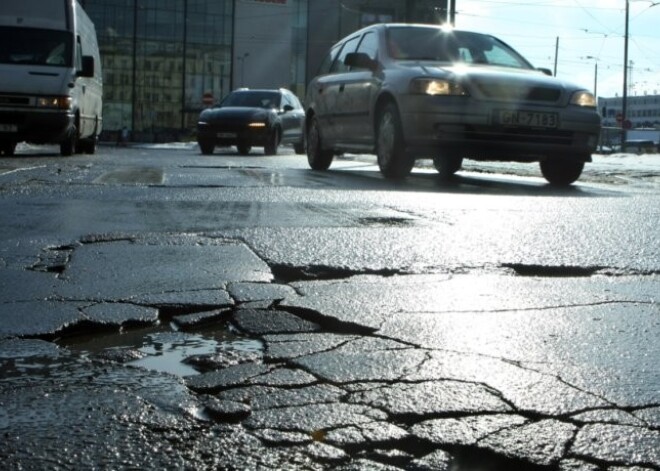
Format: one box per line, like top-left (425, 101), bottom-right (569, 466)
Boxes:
top-left (410, 78), bottom-right (468, 96)
top-left (570, 91), bottom-right (597, 107)
top-left (37, 96), bottom-right (72, 110)
top-left (248, 122), bottom-right (267, 128)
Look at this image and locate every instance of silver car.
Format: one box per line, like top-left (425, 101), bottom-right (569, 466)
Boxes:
top-left (304, 24), bottom-right (601, 185)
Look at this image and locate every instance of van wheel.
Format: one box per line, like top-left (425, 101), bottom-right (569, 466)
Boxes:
top-left (60, 130), bottom-right (77, 156)
top-left (1, 141), bottom-right (17, 156)
top-left (377, 103), bottom-right (414, 179)
top-left (307, 116), bottom-right (333, 170)
top-left (80, 137), bottom-right (97, 154)
top-left (540, 159), bottom-right (584, 186)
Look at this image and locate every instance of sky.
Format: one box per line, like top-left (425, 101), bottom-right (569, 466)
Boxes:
top-left (454, 0), bottom-right (660, 98)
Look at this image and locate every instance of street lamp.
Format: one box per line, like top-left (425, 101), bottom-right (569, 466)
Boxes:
top-left (584, 56), bottom-right (598, 99)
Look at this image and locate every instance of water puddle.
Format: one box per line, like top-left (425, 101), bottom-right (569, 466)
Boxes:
top-left (58, 324), bottom-right (264, 377)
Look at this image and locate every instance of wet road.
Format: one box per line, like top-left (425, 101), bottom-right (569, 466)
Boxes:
top-left (0, 144), bottom-right (658, 470)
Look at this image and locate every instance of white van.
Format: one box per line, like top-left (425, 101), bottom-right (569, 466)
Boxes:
top-left (0, 0), bottom-right (102, 156)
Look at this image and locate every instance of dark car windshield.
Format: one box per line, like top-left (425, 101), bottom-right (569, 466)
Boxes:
top-left (0, 26), bottom-right (73, 67)
top-left (220, 91), bottom-right (281, 109)
top-left (386, 27), bottom-right (532, 69)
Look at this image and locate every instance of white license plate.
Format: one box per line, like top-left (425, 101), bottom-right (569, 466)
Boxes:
top-left (0, 124), bottom-right (17, 132)
top-left (498, 110), bottom-right (558, 129)
top-left (217, 132), bottom-right (237, 138)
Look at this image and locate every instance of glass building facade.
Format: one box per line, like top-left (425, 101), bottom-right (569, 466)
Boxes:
top-left (82, 0), bottom-right (233, 140)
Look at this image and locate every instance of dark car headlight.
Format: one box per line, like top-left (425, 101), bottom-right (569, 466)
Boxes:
top-left (570, 91), bottom-right (597, 107)
top-left (410, 78), bottom-right (468, 96)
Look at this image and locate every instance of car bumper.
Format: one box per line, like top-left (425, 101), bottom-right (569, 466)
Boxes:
top-left (197, 124), bottom-right (271, 147)
top-left (0, 108), bottom-right (75, 144)
top-left (398, 96), bottom-right (601, 161)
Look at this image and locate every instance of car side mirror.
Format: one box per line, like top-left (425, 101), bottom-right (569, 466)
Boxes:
top-left (537, 67), bottom-right (553, 76)
top-left (78, 55), bottom-right (95, 78)
top-left (344, 52), bottom-right (376, 71)
top-left (283, 104), bottom-right (294, 113)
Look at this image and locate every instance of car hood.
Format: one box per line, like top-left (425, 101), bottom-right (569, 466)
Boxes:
top-left (201, 106), bottom-right (272, 122)
top-left (404, 62), bottom-right (586, 102)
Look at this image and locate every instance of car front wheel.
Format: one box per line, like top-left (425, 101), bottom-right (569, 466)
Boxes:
top-left (540, 158), bottom-right (585, 186)
top-left (433, 154), bottom-right (463, 180)
top-left (198, 138), bottom-right (215, 155)
top-left (377, 103), bottom-right (414, 179)
top-left (306, 116), bottom-right (334, 170)
top-left (264, 128), bottom-right (280, 155)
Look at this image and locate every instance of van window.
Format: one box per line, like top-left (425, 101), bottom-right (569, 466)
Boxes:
top-left (0, 26), bottom-right (73, 67)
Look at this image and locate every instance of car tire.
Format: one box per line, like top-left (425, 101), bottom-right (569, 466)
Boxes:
top-left (540, 158), bottom-right (584, 186)
top-left (198, 139), bottom-right (215, 155)
top-left (237, 143), bottom-right (252, 155)
top-left (433, 154), bottom-right (463, 180)
top-left (293, 135), bottom-right (306, 155)
top-left (377, 103), bottom-right (414, 179)
top-left (1, 141), bottom-right (16, 156)
top-left (307, 116), bottom-right (334, 170)
top-left (264, 128), bottom-right (280, 155)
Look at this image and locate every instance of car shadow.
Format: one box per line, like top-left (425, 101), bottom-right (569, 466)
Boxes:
top-left (313, 165), bottom-right (620, 198)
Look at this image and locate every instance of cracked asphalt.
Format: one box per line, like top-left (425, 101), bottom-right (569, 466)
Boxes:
top-left (0, 144), bottom-right (658, 470)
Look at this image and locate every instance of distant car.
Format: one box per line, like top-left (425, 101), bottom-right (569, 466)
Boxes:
top-left (622, 139), bottom-right (656, 154)
top-left (197, 88), bottom-right (306, 156)
top-left (304, 23), bottom-right (602, 185)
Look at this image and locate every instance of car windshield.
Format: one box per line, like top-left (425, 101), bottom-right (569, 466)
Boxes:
top-left (0, 26), bottom-right (73, 67)
top-left (221, 91), bottom-right (281, 109)
top-left (386, 27), bottom-right (532, 69)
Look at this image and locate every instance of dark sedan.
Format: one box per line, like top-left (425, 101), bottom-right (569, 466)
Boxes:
top-left (197, 88), bottom-right (306, 156)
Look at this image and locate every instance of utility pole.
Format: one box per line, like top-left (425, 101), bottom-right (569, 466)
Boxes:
top-left (553, 37), bottom-right (559, 76)
top-left (622, 0), bottom-right (629, 145)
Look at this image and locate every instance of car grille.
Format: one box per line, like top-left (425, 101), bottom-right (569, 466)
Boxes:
top-left (0, 95), bottom-right (30, 107)
top-left (212, 120), bottom-right (250, 131)
top-left (465, 125), bottom-right (573, 145)
top-left (473, 83), bottom-right (562, 103)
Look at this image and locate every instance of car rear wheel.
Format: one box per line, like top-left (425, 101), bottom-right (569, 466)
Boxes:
top-left (540, 158), bottom-right (585, 186)
top-left (433, 154), bottom-right (463, 179)
top-left (198, 138), bottom-right (215, 155)
top-left (377, 103), bottom-right (414, 179)
top-left (237, 143), bottom-right (252, 155)
top-left (307, 116), bottom-right (334, 170)
top-left (264, 128), bottom-right (280, 155)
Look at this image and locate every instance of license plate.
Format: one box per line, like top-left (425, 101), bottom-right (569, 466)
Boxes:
top-left (497, 110), bottom-right (558, 128)
top-left (217, 132), bottom-right (237, 138)
top-left (0, 124), bottom-right (17, 132)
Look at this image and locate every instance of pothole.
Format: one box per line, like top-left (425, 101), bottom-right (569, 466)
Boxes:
top-left (58, 323), bottom-right (263, 377)
top-left (503, 264), bottom-right (603, 277)
top-left (271, 264), bottom-right (404, 283)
